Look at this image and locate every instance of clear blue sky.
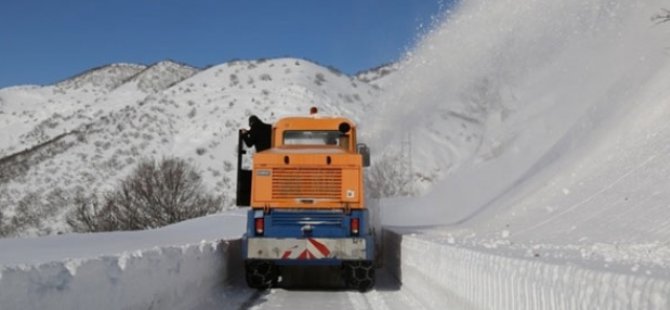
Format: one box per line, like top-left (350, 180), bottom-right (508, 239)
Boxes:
top-left (0, 0), bottom-right (453, 88)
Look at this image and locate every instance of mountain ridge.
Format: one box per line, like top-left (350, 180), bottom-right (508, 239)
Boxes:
top-left (0, 57), bottom-right (388, 236)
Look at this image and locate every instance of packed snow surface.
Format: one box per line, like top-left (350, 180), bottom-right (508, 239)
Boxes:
top-left (3, 0), bottom-right (670, 308)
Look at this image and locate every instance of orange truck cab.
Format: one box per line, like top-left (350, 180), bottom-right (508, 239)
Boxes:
top-left (236, 109), bottom-right (374, 291)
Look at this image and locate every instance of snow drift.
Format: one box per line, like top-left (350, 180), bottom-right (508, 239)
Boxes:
top-left (0, 211), bottom-right (249, 310)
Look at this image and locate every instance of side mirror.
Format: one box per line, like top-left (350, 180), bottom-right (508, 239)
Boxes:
top-left (357, 143), bottom-right (371, 167)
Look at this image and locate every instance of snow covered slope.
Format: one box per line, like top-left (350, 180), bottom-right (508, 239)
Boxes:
top-left (380, 0), bottom-right (670, 238)
top-left (0, 58), bottom-right (380, 236)
top-left (3, 0), bottom-right (670, 308)
top-left (378, 0), bottom-right (670, 308)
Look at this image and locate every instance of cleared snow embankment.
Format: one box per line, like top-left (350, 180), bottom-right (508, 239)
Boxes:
top-left (385, 229), bottom-right (670, 310)
top-left (0, 210), bottom-right (248, 310)
top-left (0, 240), bottom-right (241, 310)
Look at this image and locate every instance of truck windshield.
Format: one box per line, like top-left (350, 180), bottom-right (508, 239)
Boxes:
top-left (284, 131), bottom-right (346, 146)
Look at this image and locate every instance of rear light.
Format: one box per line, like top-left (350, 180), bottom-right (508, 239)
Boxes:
top-left (255, 218), bottom-right (265, 235)
top-left (350, 218), bottom-right (360, 236)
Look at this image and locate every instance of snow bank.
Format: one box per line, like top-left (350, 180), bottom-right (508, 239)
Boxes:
top-left (0, 240), bottom-right (242, 310)
top-left (385, 229), bottom-right (670, 310)
top-left (0, 210), bottom-right (250, 310)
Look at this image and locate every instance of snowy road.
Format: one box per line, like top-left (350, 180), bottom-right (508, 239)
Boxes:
top-left (3, 212), bottom-right (670, 309)
top-left (243, 269), bottom-right (427, 310)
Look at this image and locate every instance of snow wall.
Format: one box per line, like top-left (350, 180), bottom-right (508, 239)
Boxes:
top-left (384, 229), bottom-right (670, 310)
top-left (0, 239), bottom-right (242, 310)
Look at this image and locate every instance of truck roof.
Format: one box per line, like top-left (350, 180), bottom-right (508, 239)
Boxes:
top-left (274, 116), bottom-right (356, 130)
top-left (261, 147), bottom-right (349, 154)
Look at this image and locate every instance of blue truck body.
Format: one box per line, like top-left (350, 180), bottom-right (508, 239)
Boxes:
top-left (242, 209), bottom-right (374, 266)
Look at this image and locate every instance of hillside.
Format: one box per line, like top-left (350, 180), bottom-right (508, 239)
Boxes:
top-left (3, 1), bottom-right (670, 308)
top-left (378, 0), bottom-right (670, 283)
top-left (0, 58), bottom-right (382, 236)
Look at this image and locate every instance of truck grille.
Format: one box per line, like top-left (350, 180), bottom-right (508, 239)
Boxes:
top-left (270, 210), bottom-right (344, 227)
top-left (272, 168), bottom-right (341, 199)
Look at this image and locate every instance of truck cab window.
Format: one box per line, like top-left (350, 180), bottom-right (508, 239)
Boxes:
top-left (284, 131), bottom-right (342, 146)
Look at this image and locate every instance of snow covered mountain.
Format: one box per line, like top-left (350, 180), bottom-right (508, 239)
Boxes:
top-left (0, 58), bottom-right (382, 236)
top-left (3, 0), bottom-right (670, 308)
top-left (354, 63), bottom-right (399, 89)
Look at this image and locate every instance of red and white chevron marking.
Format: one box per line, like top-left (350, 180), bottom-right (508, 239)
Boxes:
top-left (281, 238), bottom-right (331, 259)
top-left (247, 237), bottom-right (367, 260)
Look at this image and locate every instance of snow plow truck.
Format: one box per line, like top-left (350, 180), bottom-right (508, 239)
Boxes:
top-left (236, 108), bottom-right (375, 291)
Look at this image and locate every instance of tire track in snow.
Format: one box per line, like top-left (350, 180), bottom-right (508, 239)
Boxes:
top-left (242, 269), bottom-right (425, 310)
top-left (237, 290), bottom-right (266, 310)
top-left (515, 150), bottom-right (662, 235)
